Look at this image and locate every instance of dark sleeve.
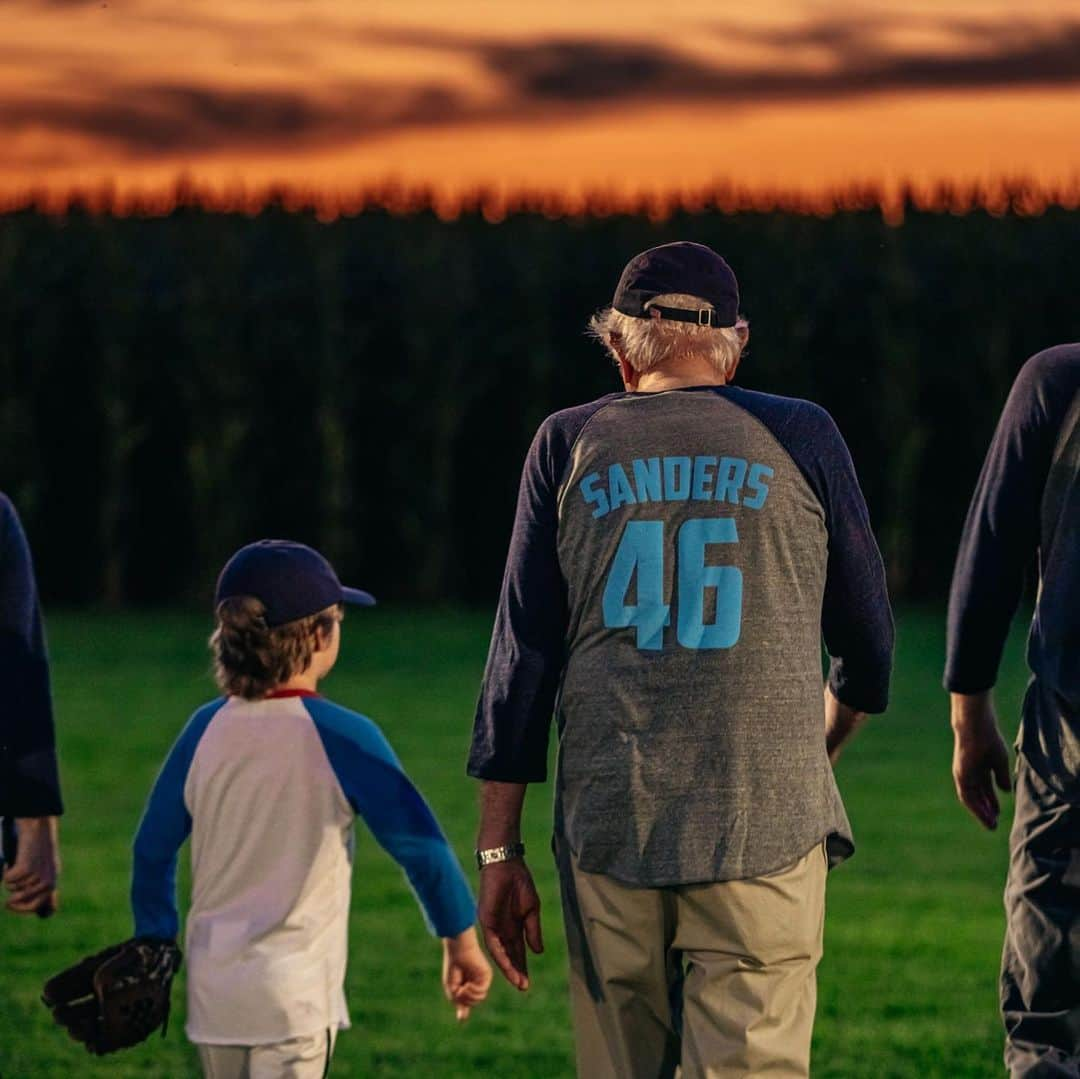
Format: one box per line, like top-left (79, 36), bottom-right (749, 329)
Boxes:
top-left (813, 415), bottom-right (895, 714)
top-left (725, 391), bottom-right (894, 713)
top-left (468, 403), bottom-right (609, 783)
top-left (0, 495), bottom-right (62, 817)
top-left (944, 351), bottom-right (1073, 693)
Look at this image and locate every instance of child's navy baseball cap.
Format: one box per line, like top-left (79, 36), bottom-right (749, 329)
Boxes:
top-left (215, 540), bottom-right (376, 627)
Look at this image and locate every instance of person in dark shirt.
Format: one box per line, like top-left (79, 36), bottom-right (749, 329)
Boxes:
top-left (468, 243), bottom-right (894, 1077)
top-left (0, 493), bottom-right (62, 917)
top-left (946, 344), bottom-right (1080, 1079)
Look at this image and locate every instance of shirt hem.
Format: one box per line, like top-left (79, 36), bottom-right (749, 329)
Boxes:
top-left (568, 830), bottom-right (853, 887)
top-left (829, 677), bottom-right (890, 715)
top-left (942, 674), bottom-right (996, 695)
top-left (466, 762), bottom-right (547, 784)
top-left (187, 1017), bottom-right (351, 1046)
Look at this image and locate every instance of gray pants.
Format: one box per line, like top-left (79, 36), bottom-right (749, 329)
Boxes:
top-left (1002, 755), bottom-right (1080, 1078)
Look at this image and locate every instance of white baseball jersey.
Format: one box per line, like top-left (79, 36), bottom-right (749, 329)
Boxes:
top-left (131, 690), bottom-right (475, 1045)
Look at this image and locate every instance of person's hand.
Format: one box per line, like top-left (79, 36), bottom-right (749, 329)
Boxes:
top-left (442, 927), bottom-right (493, 1022)
top-left (824, 684), bottom-right (867, 765)
top-left (3, 816), bottom-right (60, 917)
top-left (951, 692), bottom-right (1012, 830)
top-left (477, 859), bottom-right (543, 991)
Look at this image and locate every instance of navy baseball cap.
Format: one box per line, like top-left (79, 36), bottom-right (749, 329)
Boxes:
top-left (215, 540), bottom-right (375, 627)
top-left (612, 241), bottom-right (739, 328)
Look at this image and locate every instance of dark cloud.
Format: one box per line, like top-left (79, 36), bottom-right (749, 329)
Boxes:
top-left (1, 86), bottom-right (324, 155)
top-left (700, 14), bottom-right (1080, 96)
top-left (0, 81), bottom-right (470, 156)
top-left (5, 14), bottom-right (1080, 160)
top-left (707, 12), bottom-right (911, 55)
top-left (15, 0), bottom-right (127, 8)
top-left (482, 39), bottom-right (719, 102)
top-left (366, 16), bottom-right (1080, 107)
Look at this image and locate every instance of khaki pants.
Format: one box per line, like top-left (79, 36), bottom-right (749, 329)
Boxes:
top-left (558, 841), bottom-right (827, 1079)
top-left (196, 1028), bottom-right (337, 1079)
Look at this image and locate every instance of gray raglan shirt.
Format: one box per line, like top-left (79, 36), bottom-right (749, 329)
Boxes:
top-left (469, 386), bottom-right (894, 886)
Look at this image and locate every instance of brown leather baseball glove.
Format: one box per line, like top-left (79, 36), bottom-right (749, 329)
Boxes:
top-left (42, 938), bottom-right (182, 1055)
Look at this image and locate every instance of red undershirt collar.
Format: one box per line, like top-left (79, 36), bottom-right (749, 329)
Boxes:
top-left (264, 688), bottom-right (320, 699)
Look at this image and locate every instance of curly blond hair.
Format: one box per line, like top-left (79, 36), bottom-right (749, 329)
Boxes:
top-left (210, 596), bottom-right (343, 700)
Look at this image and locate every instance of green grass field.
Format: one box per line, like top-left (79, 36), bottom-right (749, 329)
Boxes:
top-left (2, 608), bottom-right (1027, 1077)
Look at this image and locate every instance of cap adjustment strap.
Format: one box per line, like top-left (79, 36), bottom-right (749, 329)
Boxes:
top-left (646, 304), bottom-right (731, 328)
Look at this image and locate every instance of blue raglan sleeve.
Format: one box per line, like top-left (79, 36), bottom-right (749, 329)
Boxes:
top-left (945, 351), bottom-right (1071, 693)
top-left (306, 698), bottom-right (475, 939)
top-left (131, 701), bottom-right (223, 939)
top-left (467, 404), bottom-right (611, 783)
top-left (0, 494), bottom-right (62, 818)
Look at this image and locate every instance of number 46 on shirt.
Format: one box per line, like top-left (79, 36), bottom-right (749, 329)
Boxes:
top-left (602, 518), bottom-right (742, 651)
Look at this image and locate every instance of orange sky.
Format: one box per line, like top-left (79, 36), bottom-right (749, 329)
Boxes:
top-left (3, 0), bottom-right (1080, 203)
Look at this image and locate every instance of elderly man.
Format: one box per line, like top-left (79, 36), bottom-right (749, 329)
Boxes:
top-left (946, 345), bottom-right (1080, 1078)
top-left (467, 242), bottom-right (894, 1078)
top-left (1, 492), bottom-right (62, 917)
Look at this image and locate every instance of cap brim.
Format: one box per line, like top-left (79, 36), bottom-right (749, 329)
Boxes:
top-left (342, 586), bottom-right (377, 608)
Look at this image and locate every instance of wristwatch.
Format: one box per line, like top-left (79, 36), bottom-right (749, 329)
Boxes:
top-left (475, 842), bottom-right (526, 869)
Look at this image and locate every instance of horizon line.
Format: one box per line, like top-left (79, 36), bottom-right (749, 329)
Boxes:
top-left (3, 175), bottom-right (1079, 226)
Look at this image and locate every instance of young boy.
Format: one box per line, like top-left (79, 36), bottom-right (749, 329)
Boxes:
top-left (130, 539), bottom-right (490, 1077)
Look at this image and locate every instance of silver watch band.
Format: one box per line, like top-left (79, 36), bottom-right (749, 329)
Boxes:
top-left (475, 842), bottom-right (525, 869)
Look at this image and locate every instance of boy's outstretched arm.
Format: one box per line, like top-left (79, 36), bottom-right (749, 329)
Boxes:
top-left (307, 701), bottom-right (491, 1016)
top-left (131, 702), bottom-right (222, 939)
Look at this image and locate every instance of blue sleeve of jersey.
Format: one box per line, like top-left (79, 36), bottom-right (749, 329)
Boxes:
top-left (130, 700), bottom-right (224, 939)
top-left (725, 389), bottom-right (894, 713)
top-left (945, 348), bottom-right (1079, 692)
top-left (0, 494), bottom-right (62, 818)
top-left (305, 698), bottom-right (475, 939)
top-left (468, 399), bottom-right (616, 783)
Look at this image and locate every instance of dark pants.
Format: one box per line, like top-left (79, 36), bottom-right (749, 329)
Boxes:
top-left (1001, 755), bottom-right (1080, 1078)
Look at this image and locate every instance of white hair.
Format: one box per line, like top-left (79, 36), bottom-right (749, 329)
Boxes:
top-left (588, 293), bottom-right (747, 379)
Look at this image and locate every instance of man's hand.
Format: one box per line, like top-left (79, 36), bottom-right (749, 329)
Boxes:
top-left (824, 685), bottom-right (868, 764)
top-left (477, 859), bottom-right (543, 991)
top-left (442, 926), bottom-right (493, 1022)
top-left (951, 691), bottom-right (1012, 830)
top-left (3, 816), bottom-right (60, 917)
